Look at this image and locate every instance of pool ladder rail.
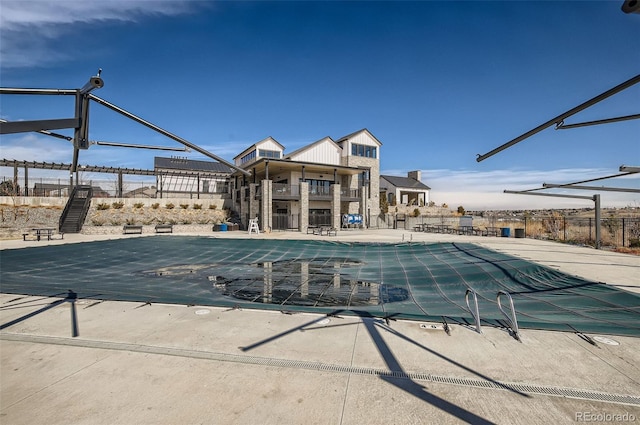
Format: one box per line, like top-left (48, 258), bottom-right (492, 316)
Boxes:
top-left (465, 288), bottom-right (521, 342)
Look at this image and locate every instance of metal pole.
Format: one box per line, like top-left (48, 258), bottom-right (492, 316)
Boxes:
top-left (117, 171), bottom-right (123, 197)
top-left (89, 94), bottom-right (250, 176)
top-left (594, 194), bottom-right (601, 249)
top-left (24, 166), bottom-right (28, 196)
top-left (0, 88), bottom-right (77, 95)
top-left (542, 183), bottom-right (640, 193)
top-left (13, 165), bottom-right (18, 196)
top-left (556, 113), bottom-right (640, 130)
top-left (503, 190), bottom-right (593, 200)
top-left (477, 74), bottom-right (640, 162)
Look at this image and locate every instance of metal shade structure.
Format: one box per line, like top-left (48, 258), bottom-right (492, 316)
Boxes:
top-left (542, 183), bottom-right (640, 193)
top-left (0, 72), bottom-right (250, 176)
top-left (476, 74), bottom-right (640, 163)
top-left (504, 190), bottom-right (602, 249)
top-left (503, 164), bottom-right (639, 249)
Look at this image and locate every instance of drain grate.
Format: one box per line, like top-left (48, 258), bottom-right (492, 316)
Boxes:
top-left (3, 332), bottom-right (639, 407)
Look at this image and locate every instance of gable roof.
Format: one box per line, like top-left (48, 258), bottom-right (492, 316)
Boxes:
top-left (154, 157), bottom-right (234, 174)
top-left (233, 137), bottom-right (285, 160)
top-left (380, 175), bottom-right (431, 190)
top-left (284, 136), bottom-right (341, 160)
top-left (335, 128), bottom-right (383, 146)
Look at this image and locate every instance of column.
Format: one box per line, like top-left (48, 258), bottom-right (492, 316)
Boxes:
top-left (331, 183), bottom-right (341, 229)
top-left (260, 180), bottom-right (272, 232)
top-left (299, 181), bottom-right (309, 232)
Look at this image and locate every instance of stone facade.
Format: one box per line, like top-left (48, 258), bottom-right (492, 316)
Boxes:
top-left (232, 129), bottom-right (382, 232)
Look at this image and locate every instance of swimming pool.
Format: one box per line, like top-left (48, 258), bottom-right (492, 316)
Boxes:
top-left (1, 237), bottom-right (638, 336)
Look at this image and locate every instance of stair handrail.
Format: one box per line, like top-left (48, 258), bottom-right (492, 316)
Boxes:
top-left (58, 185), bottom-right (93, 232)
top-left (497, 291), bottom-right (521, 342)
top-left (464, 288), bottom-right (482, 334)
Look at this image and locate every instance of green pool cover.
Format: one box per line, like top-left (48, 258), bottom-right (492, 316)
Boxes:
top-left (1, 237), bottom-right (638, 337)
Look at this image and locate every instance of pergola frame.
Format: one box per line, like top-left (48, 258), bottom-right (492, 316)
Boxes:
top-left (0, 159), bottom-right (230, 198)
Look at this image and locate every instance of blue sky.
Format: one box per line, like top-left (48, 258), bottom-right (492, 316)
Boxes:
top-left (1, 0), bottom-right (638, 210)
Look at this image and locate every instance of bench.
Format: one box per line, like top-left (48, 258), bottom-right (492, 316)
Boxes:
top-left (323, 227), bottom-right (338, 236)
top-left (316, 226), bottom-right (337, 236)
top-left (123, 225), bottom-right (143, 234)
top-left (155, 224), bottom-right (173, 233)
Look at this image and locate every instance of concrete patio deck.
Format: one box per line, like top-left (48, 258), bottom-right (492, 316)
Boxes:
top-left (1, 229), bottom-right (639, 424)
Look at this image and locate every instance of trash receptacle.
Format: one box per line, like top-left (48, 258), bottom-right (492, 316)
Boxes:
top-left (219, 223), bottom-right (227, 232)
top-left (501, 227), bottom-right (511, 237)
top-left (515, 228), bottom-right (525, 238)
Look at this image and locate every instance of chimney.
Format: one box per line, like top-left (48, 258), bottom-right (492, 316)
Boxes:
top-left (408, 170), bottom-right (421, 182)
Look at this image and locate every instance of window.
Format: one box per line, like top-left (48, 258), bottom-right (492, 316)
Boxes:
top-left (358, 170), bottom-right (370, 187)
top-left (258, 149), bottom-right (281, 159)
top-left (305, 179), bottom-right (331, 195)
top-left (240, 150), bottom-right (256, 164)
top-left (351, 143), bottom-right (376, 159)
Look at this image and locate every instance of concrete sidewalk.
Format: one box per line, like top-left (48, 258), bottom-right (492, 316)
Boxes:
top-left (1, 230), bottom-right (639, 424)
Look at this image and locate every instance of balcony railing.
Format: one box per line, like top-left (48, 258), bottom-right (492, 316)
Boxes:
top-left (273, 183), bottom-right (299, 198)
top-left (308, 186), bottom-right (331, 198)
top-left (246, 183), bottom-right (360, 201)
top-left (340, 188), bottom-right (360, 200)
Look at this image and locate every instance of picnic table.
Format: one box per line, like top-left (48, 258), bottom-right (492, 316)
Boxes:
top-left (413, 223), bottom-right (429, 232)
top-left (433, 224), bottom-right (452, 234)
top-left (23, 228), bottom-right (61, 241)
top-left (483, 227), bottom-right (500, 237)
top-left (457, 226), bottom-right (474, 235)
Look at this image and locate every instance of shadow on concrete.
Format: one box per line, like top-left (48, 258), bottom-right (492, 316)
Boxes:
top-left (362, 317), bottom-right (496, 424)
top-left (371, 318), bottom-right (529, 397)
top-left (0, 290), bottom-right (80, 337)
top-left (239, 311), bottom-right (347, 352)
top-left (240, 309), bottom-right (531, 423)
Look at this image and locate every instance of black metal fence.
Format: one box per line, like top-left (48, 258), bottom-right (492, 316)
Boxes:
top-left (272, 213), bottom-right (300, 231)
top-left (522, 216), bottom-right (640, 248)
top-left (1, 176), bottom-right (228, 199)
top-left (375, 213), bottom-right (640, 248)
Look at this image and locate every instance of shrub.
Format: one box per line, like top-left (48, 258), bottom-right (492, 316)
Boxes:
top-left (110, 219), bottom-right (122, 226)
top-left (380, 195), bottom-right (389, 214)
top-left (151, 203), bottom-right (160, 210)
top-left (182, 219), bottom-right (192, 224)
top-left (96, 203), bottom-right (110, 211)
top-left (193, 204), bottom-right (202, 210)
top-left (165, 203), bottom-right (175, 210)
top-left (112, 201), bottom-right (124, 209)
top-left (91, 217), bottom-right (105, 226)
top-left (209, 204), bottom-right (218, 210)
top-left (133, 202), bottom-right (144, 209)
top-left (125, 218), bottom-right (137, 225)
top-left (412, 208), bottom-right (420, 217)
top-left (179, 204), bottom-right (189, 209)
